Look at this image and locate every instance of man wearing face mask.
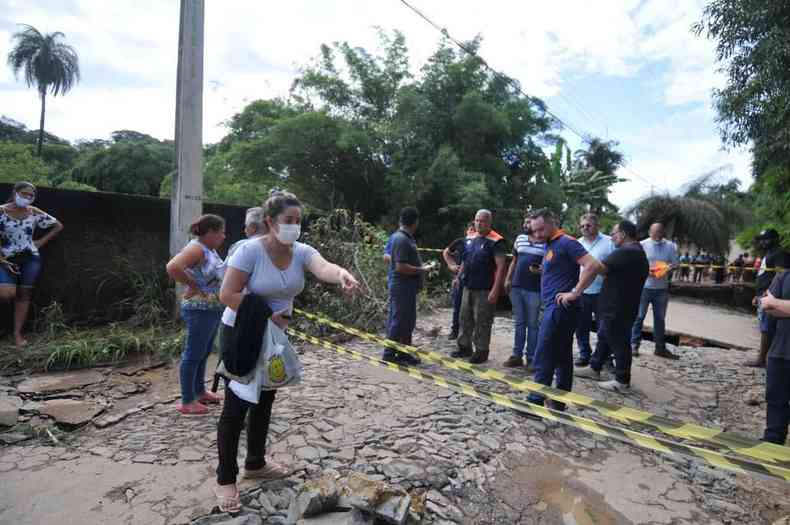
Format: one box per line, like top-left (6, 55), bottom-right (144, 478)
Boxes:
top-left (383, 207), bottom-right (435, 365)
top-left (0, 182), bottom-right (63, 348)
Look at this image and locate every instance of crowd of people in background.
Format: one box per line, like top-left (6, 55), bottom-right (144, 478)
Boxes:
top-left (384, 207), bottom-right (790, 441)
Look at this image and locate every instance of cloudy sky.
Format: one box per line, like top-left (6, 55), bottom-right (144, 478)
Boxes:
top-left (0, 0), bottom-right (751, 207)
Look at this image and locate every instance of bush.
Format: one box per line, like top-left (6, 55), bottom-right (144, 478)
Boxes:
top-left (299, 209), bottom-right (444, 333)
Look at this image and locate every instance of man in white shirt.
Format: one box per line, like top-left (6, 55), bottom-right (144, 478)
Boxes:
top-left (631, 223), bottom-right (680, 359)
top-left (574, 213), bottom-right (614, 367)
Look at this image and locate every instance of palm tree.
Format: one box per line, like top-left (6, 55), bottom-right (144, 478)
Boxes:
top-left (7, 24), bottom-right (80, 156)
top-left (627, 169), bottom-right (753, 254)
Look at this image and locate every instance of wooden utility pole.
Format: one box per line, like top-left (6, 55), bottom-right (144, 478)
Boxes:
top-left (171, 0), bottom-right (205, 259)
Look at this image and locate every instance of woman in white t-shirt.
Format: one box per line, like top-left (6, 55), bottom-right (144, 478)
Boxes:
top-left (214, 190), bottom-right (359, 512)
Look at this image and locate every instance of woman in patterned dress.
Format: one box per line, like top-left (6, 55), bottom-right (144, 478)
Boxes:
top-left (0, 182), bottom-right (63, 348)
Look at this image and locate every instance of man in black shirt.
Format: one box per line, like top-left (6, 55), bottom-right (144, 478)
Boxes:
top-left (747, 229), bottom-right (790, 368)
top-left (576, 220), bottom-right (649, 391)
top-left (760, 270), bottom-right (790, 444)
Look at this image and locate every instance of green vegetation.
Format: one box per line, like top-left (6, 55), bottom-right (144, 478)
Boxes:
top-left (696, 0), bottom-right (790, 250)
top-left (3, 30), bottom-right (625, 248)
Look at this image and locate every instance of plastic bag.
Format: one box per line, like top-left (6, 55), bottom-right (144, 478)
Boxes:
top-left (228, 320), bottom-right (302, 403)
top-left (260, 320), bottom-right (303, 390)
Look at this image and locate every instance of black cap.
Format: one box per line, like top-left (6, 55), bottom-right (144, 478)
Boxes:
top-left (756, 228), bottom-right (779, 240)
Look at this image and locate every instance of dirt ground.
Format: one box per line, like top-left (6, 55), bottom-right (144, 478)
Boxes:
top-left (1, 300), bottom-right (789, 524)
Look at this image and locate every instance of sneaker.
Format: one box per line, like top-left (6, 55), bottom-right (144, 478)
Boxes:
top-left (503, 355), bottom-right (524, 368)
top-left (598, 379), bottom-right (630, 392)
top-left (447, 329), bottom-right (459, 341)
top-left (574, 366), bottom-right (601, 380)
top-left (654, 348), bottom-right (679, 360)
top-left (574, 357), bottom-right (590, 367)
top-left (382, 351), bottom-right (401, 363)
top-left (451, 348), bottom-right (473, 359)
top-left (242, 460), bottom-right (290, 480)
top-left (468, 352), bottom-right (489, 364)
top-left (400, 353), bottom-right (422, 366)
top-left (546, 399), bottom-right (566, 412)
top-left (632, 346), bottom-right (640, 357)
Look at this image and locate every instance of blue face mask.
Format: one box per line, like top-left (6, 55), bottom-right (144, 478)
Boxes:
top-left (14, 193), bottom-right (34, 208)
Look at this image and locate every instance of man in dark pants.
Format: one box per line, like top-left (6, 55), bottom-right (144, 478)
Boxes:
top-left (383, 207), bottom-right (435, 365)
top-left (575, 221), bottom-right (649, 392)
top-left (747, 229), bottom-right (790, 368)
top-left (526, 209), bottom-right (603, 410)
top-left (759, 270), bottom-right (790, 444)
top-left (452, 210), bottom-right (507, 364)
top-left (442, 223), bottom-right (475, 340)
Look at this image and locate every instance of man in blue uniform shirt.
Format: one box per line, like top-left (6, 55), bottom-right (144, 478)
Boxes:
top-left (526, 209), bottom-right (603, 410)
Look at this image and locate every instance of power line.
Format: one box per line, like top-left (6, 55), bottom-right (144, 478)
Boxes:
top-left (397, 0), bottom-right (660, 190)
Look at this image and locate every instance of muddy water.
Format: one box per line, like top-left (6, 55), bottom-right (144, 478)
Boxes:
top-left (494, 453), bottom-right (631, 525)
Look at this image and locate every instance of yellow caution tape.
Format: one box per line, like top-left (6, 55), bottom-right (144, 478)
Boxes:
top-left (288, 328), bottom-right (790, 483)
top-left (294, 309), bottom-right (790, 469)
top-left (416, 247), bottom-right (784, 272)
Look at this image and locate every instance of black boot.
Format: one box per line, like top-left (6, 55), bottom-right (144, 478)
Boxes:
top-left (745, 332), bottom-right (770, 368)
top-left (468, 351), bottom-right (489, 364)
top-left (451, 347), bottom-right (472, 358)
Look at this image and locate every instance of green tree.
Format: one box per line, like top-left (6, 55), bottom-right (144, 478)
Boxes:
top-left (0, 142), bottom-right (52, 185)
top-left (627, 172), bottom-right (752, 254)
top-left (71, 131), bottom-right (174, 195)
top-left (6, 25), bottom-right (80, 156)
top-left (695, 0), bottom-right (789, 247)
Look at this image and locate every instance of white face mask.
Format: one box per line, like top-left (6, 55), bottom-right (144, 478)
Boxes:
top-left (14, 193), bottom-right (34, 208)
top-left (274, 223), bottom-right (301, 245)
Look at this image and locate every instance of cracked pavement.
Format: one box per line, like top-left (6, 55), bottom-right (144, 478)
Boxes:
top-left (1, 303), bottom-right (790, 524)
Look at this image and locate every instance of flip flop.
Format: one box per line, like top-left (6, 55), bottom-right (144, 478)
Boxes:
top-left (176, 402), bottom-right (209, 416)
top-left (213, 485), bottom-right (241, 513)
top-left (199, 391), bottom-right (224, 404)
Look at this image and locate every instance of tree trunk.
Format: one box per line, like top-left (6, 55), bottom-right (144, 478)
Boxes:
top-left (36, 90), bottom-right (46, 157)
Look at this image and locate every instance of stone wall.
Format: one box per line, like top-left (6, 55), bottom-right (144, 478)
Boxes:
top-left (0, 184), bottom-right (247, 326)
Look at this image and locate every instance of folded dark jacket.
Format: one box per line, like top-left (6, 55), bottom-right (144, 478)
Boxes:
top-left (220, 293), bottom-right (273, 377)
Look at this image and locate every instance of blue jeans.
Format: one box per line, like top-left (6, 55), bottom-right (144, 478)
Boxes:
top-left (510, 287), bottom-right (541, 361)
top-left (180, 308), bottom-right (221, 404)
top-left (575, 293), bottom-right (599, 360)
top-left (631, 288), bottom-right (669, 351)
top-left (527, 303), bottom-right (579, 410)
top-left (0, 254), bottom-right (42, 287)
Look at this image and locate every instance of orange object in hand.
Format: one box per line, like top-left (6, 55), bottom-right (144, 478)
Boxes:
top-left (650, 261), bottom-right (670, 278)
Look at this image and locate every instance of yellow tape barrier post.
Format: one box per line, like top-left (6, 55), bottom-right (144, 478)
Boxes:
top-left (287, 328), bottom-right (790, 484)
top-left (294, 309), bottom-right (790, 469)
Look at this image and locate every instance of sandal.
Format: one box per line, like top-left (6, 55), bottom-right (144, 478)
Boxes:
top-left (199, 391), bottom-right (224, 404)
top-left (176, 402), bottom-right (209, 416)
top-left (213, 485), bottom-right (241, 513)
